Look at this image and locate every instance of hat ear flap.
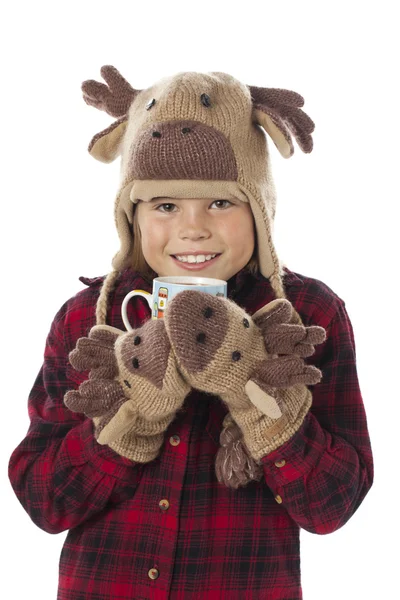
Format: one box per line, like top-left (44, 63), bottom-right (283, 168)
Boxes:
top-left (111, 184), bottom-right (134, 271)
top-left (88, 117), bottom-right (128, 163)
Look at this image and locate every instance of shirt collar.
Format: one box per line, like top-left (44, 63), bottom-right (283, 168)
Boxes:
top-left (80, 264), bottom-right (303, 302)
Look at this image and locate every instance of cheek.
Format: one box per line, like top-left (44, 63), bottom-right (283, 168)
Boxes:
top-left (139, 218), bottom-right (169, 255)
top-left (223, 212), bottom-right (254, 246)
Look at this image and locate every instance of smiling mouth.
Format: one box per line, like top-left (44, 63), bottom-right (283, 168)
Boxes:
top-left (171, 253), bottom-right (221, 263)
top-left (171, 254), bottom-right (222, 268)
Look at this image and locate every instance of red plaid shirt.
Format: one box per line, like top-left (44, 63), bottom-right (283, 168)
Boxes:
top-left (8, 266), bottom-right (374, 599)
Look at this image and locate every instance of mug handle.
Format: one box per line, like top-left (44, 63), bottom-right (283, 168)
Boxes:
top-left (121, 290), bottom-right (153, 331)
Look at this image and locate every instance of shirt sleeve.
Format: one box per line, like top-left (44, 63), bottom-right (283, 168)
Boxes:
top-left (260, 300), bottom-right (374, 534)
top-left (8, 299), bottom-right (145, 535)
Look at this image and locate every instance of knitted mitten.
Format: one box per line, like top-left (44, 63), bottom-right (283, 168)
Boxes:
top-left (64, 320), bottom-right (191, 463)
top-left (163, 291), bottom-right (326, 485)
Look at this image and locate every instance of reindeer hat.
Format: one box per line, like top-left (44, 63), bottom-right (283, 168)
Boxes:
top-left (82, 66), bottom-right (314, 311)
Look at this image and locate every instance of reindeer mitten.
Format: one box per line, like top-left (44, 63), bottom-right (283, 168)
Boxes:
top-left (163, 291), bottom-right (326, 482)
top-left (64, 319), bottom-right (191, 463)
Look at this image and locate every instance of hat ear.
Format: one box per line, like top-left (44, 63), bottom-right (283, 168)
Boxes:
top-left (248, 85), bottom-right (315, 158)
top-left (87, 117), bottom-right (128, 163)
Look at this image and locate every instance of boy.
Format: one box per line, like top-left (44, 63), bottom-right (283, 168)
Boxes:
top-left (8, 66), bottom-right (374, 599)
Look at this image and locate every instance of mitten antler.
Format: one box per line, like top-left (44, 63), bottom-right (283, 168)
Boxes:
top-left (65, 325), bottom-right (130, 439)
top-left (81, 65), bottom-right (140, 117)
top-left (252, 298), bottom-right (327, 358)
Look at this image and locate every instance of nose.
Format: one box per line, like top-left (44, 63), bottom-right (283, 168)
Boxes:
top-left (179, 209), bottom-right (211, 241)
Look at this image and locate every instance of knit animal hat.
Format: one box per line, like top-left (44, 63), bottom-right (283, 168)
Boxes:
top-left (80, 66), bottom-right (315, 319)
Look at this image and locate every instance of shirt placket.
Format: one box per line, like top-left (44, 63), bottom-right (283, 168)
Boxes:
top-left (146, 404), bottom-right (194, 599)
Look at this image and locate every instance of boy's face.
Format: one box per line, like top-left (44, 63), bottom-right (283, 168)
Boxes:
top-left (136, 197), bottom-right (255, 281)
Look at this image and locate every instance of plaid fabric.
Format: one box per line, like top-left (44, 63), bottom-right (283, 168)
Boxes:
top-left (8, 266), bottom-right (374, 599)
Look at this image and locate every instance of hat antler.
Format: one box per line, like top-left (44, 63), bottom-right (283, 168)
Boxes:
top-left (249, 85), bottom-right (315, 157)
top-left (82, 65), bottom-right (140, 118)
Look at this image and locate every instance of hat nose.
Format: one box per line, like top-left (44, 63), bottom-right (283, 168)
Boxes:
top-left (152, 126), bottom-right (192, 137)
top-left (128, 120), bottom-right (238, 181)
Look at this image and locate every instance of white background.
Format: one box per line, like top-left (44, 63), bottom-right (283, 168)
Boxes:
top-left (1, 1), bottom-right (398, 598)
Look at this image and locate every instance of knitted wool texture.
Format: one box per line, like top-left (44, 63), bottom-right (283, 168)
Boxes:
top-left (64, 321), bottom-right (191, 463)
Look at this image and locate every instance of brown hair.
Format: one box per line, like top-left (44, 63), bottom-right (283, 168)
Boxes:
top-left (129, 204), bottom-right (259, 282)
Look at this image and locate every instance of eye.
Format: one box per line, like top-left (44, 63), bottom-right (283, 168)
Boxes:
top-left (201, 93), bottom-right (211, 107)
top-left (212, 200), bottom-right (232, 209)
top-left (146, 98), bottom-right (156, 110)
top-left (243, 318), bottom-right (250, 328)
top-left (156, 203), bottom-right (176, 213)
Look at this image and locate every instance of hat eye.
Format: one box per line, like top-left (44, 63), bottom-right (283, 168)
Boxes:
top-left (201, 93), bottom-right (211, 107)
top-left (146, 98), bottom-right (156, 110)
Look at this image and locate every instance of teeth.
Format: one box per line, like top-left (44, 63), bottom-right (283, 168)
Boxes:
top-left (175, 254), bottom-right (217, 263)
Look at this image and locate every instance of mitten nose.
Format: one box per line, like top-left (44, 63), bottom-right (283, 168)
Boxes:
top-left (164, 290), bottom-right (229, 374)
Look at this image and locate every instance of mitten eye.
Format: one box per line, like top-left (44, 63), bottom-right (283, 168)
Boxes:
top-left (232, 351), bottom-right (241, 361)
top-left (197, 333), bottom-right (206, 344)
top-left (146, 98), bottom-right (156, 110)
top-left (124, 380), bottom-right (132, 388)
top-left (203, 307), bottom-right (213, 318)
top-left (243, 318), bottom-right (250, 328)
top-left (132, 358), bottom-right (140, 369)
top-left (134, 336), bottom-right (141, 345)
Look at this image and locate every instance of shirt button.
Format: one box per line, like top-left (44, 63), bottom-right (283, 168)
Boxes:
top-left (169, 435), bottom-right (180, 446)
top-left (148, 568), bottom-right (159, 580)
top-left (159, 499), bottom-right (170, 511)
top-left (275, 459), bottom-right (286, 468)
top-left (275, 494), bottom-right (283, 504)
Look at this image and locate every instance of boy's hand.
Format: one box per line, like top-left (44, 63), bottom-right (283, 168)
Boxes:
top-left (164, 291), bottom-right (326, 460)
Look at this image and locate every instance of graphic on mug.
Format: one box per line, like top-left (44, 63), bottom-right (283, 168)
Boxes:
top-left (157, 287), bottom-right (169, 319)
top-left (216, 292), bottom-right (225, 297)
top-left (153, 301), bottom-right (158, 319)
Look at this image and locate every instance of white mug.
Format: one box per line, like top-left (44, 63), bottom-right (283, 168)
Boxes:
top-left (121, 276), bottom-right (227, 330)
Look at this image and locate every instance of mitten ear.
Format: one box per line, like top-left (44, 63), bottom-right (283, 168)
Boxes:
top-left (89, 324), bottom-right (125, 345)
top-left (252, 298), bottom-right (293, 331)
top-left (244, 379), bottom-right (282, 419)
